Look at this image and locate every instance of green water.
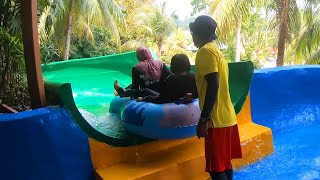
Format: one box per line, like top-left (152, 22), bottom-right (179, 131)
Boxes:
top-left (44, 67), bottom-right (131, 115)
top-left (44, 67), bottom-right (135, 139)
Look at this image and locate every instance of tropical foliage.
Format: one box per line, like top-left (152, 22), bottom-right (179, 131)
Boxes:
top-left (0, 0), bottom-right (30, 110)
top-left (0, 0), bottom-right (319, 111)
top-left (38, 0), bottom-right (125, 60)
top-left (206, 0), bottom-right (319, 66)
top-left (0, 28), bottom-right (30, 110)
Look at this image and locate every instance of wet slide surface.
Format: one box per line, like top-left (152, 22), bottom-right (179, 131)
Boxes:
top-left (42, 51), bottom-right (253, 146)
top-left (235, 65), bottom-right (320, 179)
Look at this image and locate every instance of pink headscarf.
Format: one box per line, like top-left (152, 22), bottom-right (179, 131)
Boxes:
top-left (134, 47), bottom-right (164, 81)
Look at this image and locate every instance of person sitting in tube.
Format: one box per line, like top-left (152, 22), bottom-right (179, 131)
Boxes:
top-left (136, 53), bottom-right (198, 104)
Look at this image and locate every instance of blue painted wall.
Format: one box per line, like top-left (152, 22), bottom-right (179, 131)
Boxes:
top-left (250, 65), bottom-right (320, 133)
top-left (0, 107), bottom-right (94, 180)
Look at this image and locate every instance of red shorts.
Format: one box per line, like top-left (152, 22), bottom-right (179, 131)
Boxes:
top-left (205, 125), bottom-right (242, 172)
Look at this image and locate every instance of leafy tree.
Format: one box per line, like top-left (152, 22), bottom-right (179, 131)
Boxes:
top-left (0, 0), bottom-right (30, 110)
top-left (38, 0), bottom-right (125, 60)
top-left (162, 27), bottom-right (193, 64)
top-left (191, 0), bottom-right (210, 15)
top-left (69, 26), bottom-right (119, 59)
top-left (0, 28), bottom-right (30, 110)
top-left (0, 0), bottom-right (21, 35)
top-left (288, 2), bottom-right (320, 64)
top-left (121, 2), bottom-right (176, 55)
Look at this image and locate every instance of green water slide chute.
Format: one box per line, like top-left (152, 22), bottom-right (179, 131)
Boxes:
top-left (42, 51), bottom-right (253, 147)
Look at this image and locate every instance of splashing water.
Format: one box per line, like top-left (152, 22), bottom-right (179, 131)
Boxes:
top-left (79, 108), bottom-right (130, 139)
top-left (234, 124), bottom-right (320, 180)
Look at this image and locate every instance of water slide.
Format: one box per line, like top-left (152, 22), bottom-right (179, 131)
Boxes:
top-left (1, 58), bottom-right (319, 179)
top-left (42, 51), bottom-right (254, 147)
top-left (251, 65), bottom-right (320, 130)
top-left (234, 65), bottom-right (320, 179)
top-left (0, 63), bottom-right (320, 179)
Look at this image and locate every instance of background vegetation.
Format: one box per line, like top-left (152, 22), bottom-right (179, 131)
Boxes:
top-left (0, 0), bottom-right (319, 110)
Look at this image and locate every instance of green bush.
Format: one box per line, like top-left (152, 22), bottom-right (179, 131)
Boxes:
top-left (40, 42), bottom-right (60, 64)
top-left (69, 26), bottom-right (119, 59)
top-left (0, 28), bottom-right (30, 110)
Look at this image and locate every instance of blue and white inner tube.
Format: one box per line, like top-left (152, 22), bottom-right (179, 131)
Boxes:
top-left (109, 97), bottom-right (200, 139)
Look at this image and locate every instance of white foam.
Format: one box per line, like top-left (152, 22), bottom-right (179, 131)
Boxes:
top-left (314, 156), bottom-right (320, 168)
top-left (299, 170), bottom-right (320, 180)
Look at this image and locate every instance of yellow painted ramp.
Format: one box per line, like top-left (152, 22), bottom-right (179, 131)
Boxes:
top-left (91, 95), bottom-right (274, 179)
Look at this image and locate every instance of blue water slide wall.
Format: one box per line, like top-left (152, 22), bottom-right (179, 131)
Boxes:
top-left (1, 65), bottom-right (319, 180)
top-left (0, 107), bottom-right (94, 180)
top-left (250, 65), bottom-right (320, 133)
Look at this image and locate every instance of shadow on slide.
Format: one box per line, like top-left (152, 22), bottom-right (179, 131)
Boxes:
top-left (42, 51), bottom-right (254, 147)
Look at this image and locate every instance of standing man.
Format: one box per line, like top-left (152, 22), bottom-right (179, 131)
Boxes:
top-left (189, 15), bottom-right (242, 180)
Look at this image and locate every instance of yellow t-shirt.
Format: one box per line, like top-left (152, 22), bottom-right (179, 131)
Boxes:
top-left (195, 42), bottom-right (237, 128)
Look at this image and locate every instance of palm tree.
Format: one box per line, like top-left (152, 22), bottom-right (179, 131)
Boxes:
top-left (0, 0), bottom-right (21, 36)
top-left (263, 0), bottom-right (303, 66)
top-left (208, 0), bottom-right (253, 62)
top-left (280, 1), bottom-right (319, 64)
top-left (208, 0), bottom-right (303, 66)
top-left (161, 27), bottom-right (194, 64)
top-left (121, 2), bottom-right (176, 56)
top-left (276, 0), bottom-right (290, 66)
top-left (294, 3), bottom-right (320, 64)
top-left (38, 0), bottom-right (125, 60)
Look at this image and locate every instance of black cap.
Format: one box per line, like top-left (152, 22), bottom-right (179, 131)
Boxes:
top-left (189, 15), bottom-right (218, 41)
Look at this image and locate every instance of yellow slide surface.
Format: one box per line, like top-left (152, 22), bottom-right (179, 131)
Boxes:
top-left (91, 95), bottom-right (274, 180)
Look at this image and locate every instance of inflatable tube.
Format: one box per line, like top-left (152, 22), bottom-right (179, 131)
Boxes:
top-left (110, 97), bottom-right (200, 139)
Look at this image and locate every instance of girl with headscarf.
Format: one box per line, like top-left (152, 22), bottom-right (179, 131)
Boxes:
top-left (114, 46), bottom-right (171, 98)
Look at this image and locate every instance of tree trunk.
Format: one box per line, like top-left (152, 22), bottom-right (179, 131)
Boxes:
top-left (157, 38), bottom-right (163, 55)
top-left (235, 17), bottom-right (242, 62)
top-left (265, 10), bottom-right (269, 47)
top-left (0, 59), bottom-right (10, 91)
top-left (276, 0), bottom-right (290, 66)
top-left (63, 0), bottom-right (74, 60)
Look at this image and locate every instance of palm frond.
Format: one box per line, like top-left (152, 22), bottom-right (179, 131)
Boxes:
top-left (129, 3), bottom-right (175, 49)
top-left (207, 0), bottom-right (252, 40)
top-left (208, 0), bottom-right (221, 13)
top-left (38, 6), bottom-right (52, 44)
top-left (305, 48), bottom-right (320, 64)
top-left (295, 19), bottom-right (320, 59)
top-left (137, 25), bottom-right (154, 37)
top-left (75, 16), bottom-right (95, 42)
top-left (121, 40), bottom-right (158, 53)
top-left (102, 0), bottom-right (126, 27)
top-left (38, 0), bottom-right (69, 50)
top-left (51, 2), bottom-right (70, 52)
top-left (287, 0), bottom-right (302, 41)
top-left (284, 38), bottom-right (304, 64)
top-left (121, 40), bottom-right (145, 52)
top-left (96, 0), bottom-right (124, 44)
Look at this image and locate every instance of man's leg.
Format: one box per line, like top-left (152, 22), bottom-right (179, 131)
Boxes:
top-left (128, 88), bottom-right (159, 99)
top-left (225, 169), bottom-right (233, 180)
top-left (209, 171), bottom-right (228, 180)
top-left (140, 88), bottom-right (159, 96)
